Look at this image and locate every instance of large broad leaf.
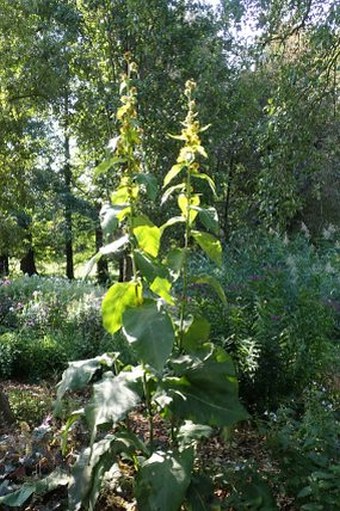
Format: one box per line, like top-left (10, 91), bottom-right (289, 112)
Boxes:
top-left (102, 281), bottom-right (142, 334)
top-left (122, 302), bottom-right (175, 371)
top-left (136, 448), bottom-right (194, 511)
top-left (55, 354), bottom-right (115, 413)
top-left (160, 348), bottom-right (249, 427)
top-left (191, 230), bottom-right (222, 267)
top-left (132, 216), bottom-right (161, 258)
top-left (197, 207), bottom-right (219, 235)
top-left (136, 173), bottom-right (158, 201)
top-left (86, 368), bottom-right (143, 440)
top-left (191, 172), bottom-right (216, 196)
top-left (191, 274), bottom-right (227, 305)
top-left (134, 250), bottom-right (163, 282)
top-left (182, 316), bottom-right (211, 353)
top-left (0, 468), bottom-right (69, 507)
top-left (150, 276), bottom-right (175, 305)
top-left (99, 204), bottom-right (119, 237)
top-left (177, 421), bottom-right (213, 447)
top-left (166, 248), bottom-right (186, 280)
top-left (185, 473), bottom-right (215, 511)
top-left (69, 427), bottom-right (151, 511)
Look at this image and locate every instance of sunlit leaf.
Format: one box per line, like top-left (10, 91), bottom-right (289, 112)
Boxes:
top-left (150, 276), bottom-right (175, 305)
top-left (102, 281), bottom-right (143, 334)
top-left (136, 449), bottom-right (194, 511)
top-left (191, 274), bottom-right (226, 305)
top-left (163, 163), bottom-right (185, 187)
top-left (123, 302), bottom-right (175, 371)
top-left (178, 193), bottom-right (200, 225)
top-left (191, 230), bottom-right (222, 266)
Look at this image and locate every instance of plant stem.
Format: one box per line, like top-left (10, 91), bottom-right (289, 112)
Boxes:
top-left (143, 371), bottom-right (154, 445)
top-left (179, 166), bottom-right (191, 350)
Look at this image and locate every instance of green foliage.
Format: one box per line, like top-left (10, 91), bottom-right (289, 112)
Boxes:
top-left (267, 384), bottom-right (340, 509)
top-left (19, 64), bottom-right (247, 511)
top-left (192, 230), bottom-right (339, 411)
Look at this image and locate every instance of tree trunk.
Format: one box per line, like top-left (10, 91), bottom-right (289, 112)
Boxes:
top-left (0, 388), bottom-right (15, 431)
top-left (95, 221), bottom-right (109, 285)
top-left (0, 254), bottom-right (9, 276)
top-left (63, 92), bottom-right (74, 280)
top-left (20, 246), bottom-right (38, 276)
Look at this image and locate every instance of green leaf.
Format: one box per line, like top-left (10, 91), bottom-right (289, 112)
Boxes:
top-left (185, 473), bottom-right (215, 511)
top-left (166, 248), bottom-right (186, 279)
top-left (102, 281), bottom-right (143, 334)
top-left (160, 216), bottom-right (185, 233)
top-left (150, 276), bottom-right (175, 305)
top-left (55, 354), bottom-right (115, 412)
top-left (161, 347), bottom-right (249, 427)
top-left (191, 230), bottom-right (222, 266)
top-left (183, 316), bottom-right (211, 353)
top-left (191, 172), bottom-right (216, 196)
top-left (161, 183), bottom-right (185, 205)
top-left (123, 302), bottom-right (175, 371)
top-left (94, 156), bottom-right (116, 177)
top-left (197, 207), bottom-right (219, 235)
top-left (133, 216), bottom-right (161, 258)
top-left (0, 468), bottom-right (69, 507)
top-left (99, 204), bottom-right (119, 236)
top-left (136, 173), bottom-right (158, 201)
top-left (191, 274), bottom-right (226, 305)
top-left (136, 448), bottom-right (194, 511)
top-left (86, 368), bottom-right (142, 440)
top-left (135, 250), bottom-right (162, 282)
top-left (100, 235), bottom-right (129, 256)
top-left (163, 163), bottom-right (185, 187)
top-left (178, 193), bottom-right (200, 225)
top-left (177, 421), bottom-right (213, 446)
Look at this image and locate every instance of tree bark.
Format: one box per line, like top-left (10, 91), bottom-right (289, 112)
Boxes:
top-left (0, 254), bottom-right (9, 276)
top-left (63, 92), bottom-right (74, 280)
top-left (20, 246), bottom-right (38, 276)
top-left (95, 220), bottom-right (109, 285)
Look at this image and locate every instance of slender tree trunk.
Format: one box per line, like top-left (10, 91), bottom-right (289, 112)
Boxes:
top-left (95, 213), bottom-right (109, 285)
top-left (0, 254), bottom-right (9, 276)
top-left (20, 246), bottom-right (38, 276)
top-left (63, 93), bottom-right (74, 280)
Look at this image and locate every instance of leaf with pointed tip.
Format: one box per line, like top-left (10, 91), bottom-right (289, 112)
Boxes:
top-left (134, 250), bottom-right (162, 282)
top-left (197, 207), bottom-right (219, 235)
top-left (99, 204), bottom-right (119, 236)
top-left (163, 163), bottom-right (185, 188)
top-left (136, 449), bottom-right (194, 511)
top-left (178, 193), bottom-right (200, 225)
top-left (86, 368), bottom-right (142, 441)
top-left (191, 274), bottom-right (226, 305)
top-left (100, 235), bottom-right (129, 256)
top-left (183, 317), bottom-right (211, 353)
top-left (150, 276), bottom-right (175, 305)
top-left (55, 354), bottom-right (116, 413)
top-left (191, 231), bottom-right (222, 266)
top-left (102, 281), bottom-right (143, 334)
top-left (161, 183), bottom-right (185, 205)
top-left (136, 173), bottom-right (158, 201)
top-left (160, 216), bottom-right (185, 233)
top-left (166, 248), bottom-right (186, 278)
top-left (123, 302), bottom-right (175, 371)
top-left (133, 224), bottom-right (161, 258)
top-left (161, 347), bottom-right (249, 427)
top-left (191, 173), bottom-right (216, 196)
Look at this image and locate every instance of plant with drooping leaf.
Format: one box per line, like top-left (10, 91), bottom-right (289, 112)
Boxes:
top-left (0, 60), bottom-right (248, 510)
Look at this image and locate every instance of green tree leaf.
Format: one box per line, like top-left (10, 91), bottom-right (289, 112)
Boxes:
top-left (136, 448), bottom-right (194, 511)
top-left (163, 163), bottom-right (185, 188)
top-left (133, 216), bottom-right (161, 258)
top-left (191, 274), bottom-right (226, 305)
top-left (102, 281), bottom-right (143, 334)
top-left (161, 348), bottom-right (249, 426)
top-left (197, 207), bottom-right (219, 235)
top-left (123, 302), bottom-right (175, 371)
top-left (136, 173), bottom-right (158, 201)
top-left (150, 276), bottom-right (175, 305)
top-left (183, 316), bottom-right (211, 352)
top-left (191, 231), bottom-right (222, 266)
